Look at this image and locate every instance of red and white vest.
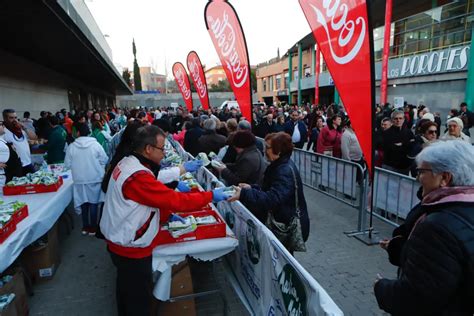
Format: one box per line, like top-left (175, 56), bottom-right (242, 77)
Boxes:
top-left (100, 156), bottom-right (160, 252)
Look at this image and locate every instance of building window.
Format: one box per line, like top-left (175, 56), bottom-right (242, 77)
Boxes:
top-left (275, 74), bottom-right (282, 90)
top-left (262, 78), bottom-right (267, 91)
top-left (304, 67), bottom-right (312, 77)
top-left (284, 72), bottom-right (289, 88)
top-left (269, 76), bottom-right (274, 91)
top-left (293, 70), bottom-right (299, 79)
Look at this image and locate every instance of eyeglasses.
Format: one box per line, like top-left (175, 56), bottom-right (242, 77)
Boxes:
top-left (149, 144), bottom-right (165, 152)
top-left (448, 125), bottom-right (458, 128)
top-left (416, 168), bottom-right (432, 174)
top-left (427, 130), bottom-right (437, 134)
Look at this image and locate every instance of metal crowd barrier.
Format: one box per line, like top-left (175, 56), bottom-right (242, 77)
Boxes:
top-left (291, 149), bottom-right (421, 240)
top-left (291, 149), bottom-right (368, 234)
top-left (372, 167), bottom-right (420, 227)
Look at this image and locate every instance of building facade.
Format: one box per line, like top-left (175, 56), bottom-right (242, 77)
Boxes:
top-left (138, 67), bottom-right (167, 93)
top-left (205, 65), bottom-right (226, 86)
top-left (255, 1), bottom-right (474, 116)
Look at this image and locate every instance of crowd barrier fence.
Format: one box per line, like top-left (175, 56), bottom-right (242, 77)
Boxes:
top-left (291, 149), bottom-right (421, 236)
top-left (169, 138), bottom-right (343, 316)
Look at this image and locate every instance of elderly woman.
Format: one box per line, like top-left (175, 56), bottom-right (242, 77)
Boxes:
top-left (374, 140), bottom-right (474, 315)
top-left (197, 118), bottom-right (226, 155)
top-left (440, 117), bottom-right (471, 143)
top-left (229, 132), bottom-right (310, 253)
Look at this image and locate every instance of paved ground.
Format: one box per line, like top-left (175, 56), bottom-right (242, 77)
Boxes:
top-left (294, 187), bottom-right (396, 316)
top-left (28, 186), bottom-right (397, 316)
top-left (28, 208), bottom-right (247, 316)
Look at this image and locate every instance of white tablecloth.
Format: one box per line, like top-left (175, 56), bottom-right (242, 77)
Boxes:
top-left (0, 172), bottom-right (73, 272)
top-left (152, 226), bottom-right (238, 300)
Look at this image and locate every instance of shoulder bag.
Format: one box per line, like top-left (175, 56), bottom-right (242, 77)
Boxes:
top-left (266, 166), bottom-right (307, 252)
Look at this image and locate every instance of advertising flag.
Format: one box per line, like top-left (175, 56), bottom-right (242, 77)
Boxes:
top-left (187, 51), bottom-right (210, 110)
top-left (204, 0), bottom-right (252, 121)
top-left (172, 62), bottom-right (194, 112)
top-left (299, 0), bottom-right (375, 174)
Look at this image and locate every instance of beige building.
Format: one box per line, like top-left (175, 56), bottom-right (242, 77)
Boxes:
top-left (137, 67), bottom-right (167, 93)
top-left (205, 65), bottom-right (226, 86)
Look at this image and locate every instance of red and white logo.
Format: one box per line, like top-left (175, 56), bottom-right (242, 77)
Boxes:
top-left (172, 62), bottom-right (193, 111)
top-left (300, 0), bottom-right (374, 173)
top-left (205, 0), bottom-right (252, 121)
top-left (187, 51), bottom-right (210, 109)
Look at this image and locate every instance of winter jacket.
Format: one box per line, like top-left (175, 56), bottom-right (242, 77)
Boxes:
top-left (239, 154), bottom-right (310, 241)
top-left (375, 186), bottom-right (474, 316)
top-left (382, 125), bottom-right (415, 170)
top-left (172, 129), bottom-right (186, 147)
top-left (45, 125), bottom-right (67, 164)
top-left (221, 145), bottom-right (267, 186)
top-left (197, 131), bottom-right (226, 156)
top-left (64, 136), bottom-right (108, 184)
top-left (184, 127), bottom-right (204, 157)
top-left (283, 120), bottom-right (308, 148)
top-left (316, 126), bottom-right (342, 158)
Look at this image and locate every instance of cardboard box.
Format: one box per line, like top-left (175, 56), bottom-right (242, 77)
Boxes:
top-left (0, 269), bottom-right (28, 316)
top-left (156, 260), bottom-right (196, 316)
top-left (0, 296), bottom-right (17, 316)
top-left (20, 223), bottom-right (60, 283)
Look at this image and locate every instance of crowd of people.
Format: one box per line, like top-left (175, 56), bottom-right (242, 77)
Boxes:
top-left (0, 100), bottom-right (473, 315)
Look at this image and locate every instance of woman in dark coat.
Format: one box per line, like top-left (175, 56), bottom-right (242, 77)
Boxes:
top-left (229, 132), bottom-right (310, 248)
top-left (374, 140), bottom-right (474, 316)
top-left (213, 130), bottom-right (267, 186)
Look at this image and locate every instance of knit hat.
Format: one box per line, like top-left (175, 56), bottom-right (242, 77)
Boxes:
top-left (232, 130), bottom-right (256, 148)
top-left (421, 112), bottom-right (435, 122)
top-left (447, 117), bottom-right (464, 130)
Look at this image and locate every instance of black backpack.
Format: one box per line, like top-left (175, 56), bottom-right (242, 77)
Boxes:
top-left (1, 140), bottom-right (23, 181)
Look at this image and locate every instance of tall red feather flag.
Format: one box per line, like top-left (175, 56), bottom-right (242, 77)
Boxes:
top-left (187, 51), bottom-right (210, 110)
top-left (299, 0), bottom-right (375, 176)
top-left (204, 0), bottom-right (252, 121)
top-left (172, 62), bottom-right (194, 112)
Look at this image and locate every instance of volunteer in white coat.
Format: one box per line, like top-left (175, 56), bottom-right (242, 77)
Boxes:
top-left (64, 123), bottom-right (108, 235)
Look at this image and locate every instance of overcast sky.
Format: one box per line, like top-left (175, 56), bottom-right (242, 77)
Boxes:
top-left (86, 0), bottom-right (310, 77)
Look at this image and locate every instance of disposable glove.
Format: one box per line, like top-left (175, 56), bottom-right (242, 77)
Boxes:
top-left (184, 160), bottom-right (203, 172)
top-left (212, 188), bottom-right (231, 203)
top-left (177, 181), bottom-right (191, 192)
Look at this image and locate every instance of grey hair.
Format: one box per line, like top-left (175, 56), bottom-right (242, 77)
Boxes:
top-left (238, 120), bottom-right (251, 130)
top-left (416, 140), bottom-right (474, 186)
top-left (391, 110), bottom-right (404, 119)
top-left (203, 118), bottom-right (216, 131)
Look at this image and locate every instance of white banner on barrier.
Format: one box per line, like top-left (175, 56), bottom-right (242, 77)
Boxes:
top-left (197, 168), bottom-right (343, 316)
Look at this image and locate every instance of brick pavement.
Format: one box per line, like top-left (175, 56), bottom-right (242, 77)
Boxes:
top-left (294, 187), bottom-right (397, 316)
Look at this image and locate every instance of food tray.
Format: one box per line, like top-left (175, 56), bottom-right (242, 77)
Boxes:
top-left (156, 209), bottom-right (226, 245)
top-left (3, 177), bottom-right (63, 195)
top-left (0, 218), bottom-right (16, 244)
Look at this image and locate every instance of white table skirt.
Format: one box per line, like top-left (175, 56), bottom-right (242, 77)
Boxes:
top-left (152, 228), bottom-right (238, 300)
top-left (0, 172), bottom-right (73, 272)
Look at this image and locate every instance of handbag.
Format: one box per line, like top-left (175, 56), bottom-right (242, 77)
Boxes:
top-left (266, 167), bottom-right (307, 252)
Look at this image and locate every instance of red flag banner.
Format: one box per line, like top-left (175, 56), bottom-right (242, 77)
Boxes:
top-left (187, 51), bottom-right (210, 110)
top-left (299, 0), bottom-right (375, 174)
top-left (172, 62), bottom-right (194, 112)
top-left (204, 0), bottom-right (252, 121)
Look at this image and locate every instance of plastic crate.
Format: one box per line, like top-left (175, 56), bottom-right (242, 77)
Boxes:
top-left (12, 205), bottom-right (29, 225)
top-left (156, 209), bottom-right (226, 245)
top-left (3, 177), bottom-right (63, 195)
top-left (0, 218), bottom-right (16, 244)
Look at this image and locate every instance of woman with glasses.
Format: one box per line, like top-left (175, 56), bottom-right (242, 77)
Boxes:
top-left (408, 121), bottom-right (439, 177)
top-left (374, 140), bottom-right (474, 315)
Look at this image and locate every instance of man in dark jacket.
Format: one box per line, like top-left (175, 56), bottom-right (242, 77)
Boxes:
top-left (284, 110), bottom-right (308, 149)
top-left (459, 102), bottom-right (474, 136)
top-left (43, 116), bottom-right (67, 163)
top-left (374, 140), bottom-right (474, 316)
top-left (215, 130), bottom-right (267, 186)
top-left (197, 118), bottom-right (226, 155)
top-left (184, 118), bottom-right (204, 157)
top-left (257, 114), bottom-right (275, 138)
top-left (382, 110), bottom-right (415, 175)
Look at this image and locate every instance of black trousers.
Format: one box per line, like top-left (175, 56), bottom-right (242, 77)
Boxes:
top-left (109, 250), bottom-right (153, 316)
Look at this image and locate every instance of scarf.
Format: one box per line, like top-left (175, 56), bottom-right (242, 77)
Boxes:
top-left (4, 120), bottom-right (23, 138)
top-left (131, 152), bottom-right (161, 178)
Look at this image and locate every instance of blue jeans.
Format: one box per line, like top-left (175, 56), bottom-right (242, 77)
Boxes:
top-left (80, 203), bottom-right (100, 230)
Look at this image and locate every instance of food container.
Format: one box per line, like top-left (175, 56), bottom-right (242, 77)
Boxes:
top-left (3, 177), bottom-right (63, 195)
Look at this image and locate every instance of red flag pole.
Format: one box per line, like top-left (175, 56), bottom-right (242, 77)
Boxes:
top-left (380, 0), bottom-right (392, 105)
top-left (314, 45), bottom-right (320, 104)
